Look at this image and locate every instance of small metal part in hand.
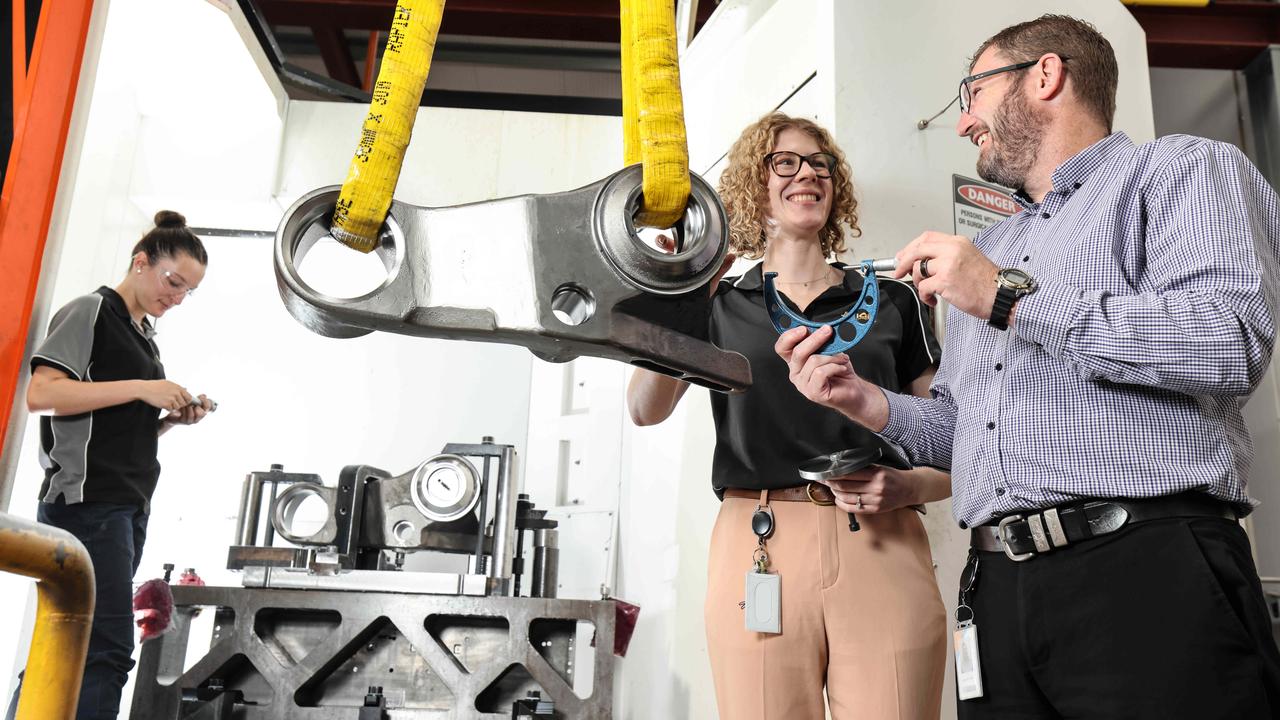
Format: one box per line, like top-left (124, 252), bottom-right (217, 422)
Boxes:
top-left (798, 447), bottom-right (883, 481)
top-left (188, 398), bottom-right (218, 412)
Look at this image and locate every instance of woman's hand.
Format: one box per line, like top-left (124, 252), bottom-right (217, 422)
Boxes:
top-left (160, 394), bottom-right (214, 427)
top-left (654, 233), bottom-right (736, 298)
top-left (626, 234), bottom-right (736, 427)
top-left (821, 465), bottom-right (919, 514)
top-left (137, 380), bottom-right (193, 413)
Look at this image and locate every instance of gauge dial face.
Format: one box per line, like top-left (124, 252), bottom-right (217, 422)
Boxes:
top-left (411, 454), bottom-right (481, 522)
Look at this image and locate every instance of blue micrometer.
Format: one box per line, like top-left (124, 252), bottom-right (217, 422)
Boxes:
top-left (764, 258), bottom-right (897, 355)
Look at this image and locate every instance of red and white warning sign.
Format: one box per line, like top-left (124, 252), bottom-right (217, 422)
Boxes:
top-left (952, 175), bottom-right (1019, 237)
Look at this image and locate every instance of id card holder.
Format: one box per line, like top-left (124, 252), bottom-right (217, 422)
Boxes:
top-left (744, 571), bottom-right (781, 634)
top-left (744, 489), bottom-right (780, 634)
top-left (954, 620), bottom-right (984, 700)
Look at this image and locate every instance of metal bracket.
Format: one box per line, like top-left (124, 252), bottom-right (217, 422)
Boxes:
top-left (763, 260), bottom-right (880, 355)
top-left (274, 165), bottom-right (751, 392)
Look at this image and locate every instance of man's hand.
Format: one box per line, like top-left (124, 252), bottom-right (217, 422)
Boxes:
top-left (775, 325), bottom-right (888, 430)
top-left (893, 231), bottom-right (1000, 318)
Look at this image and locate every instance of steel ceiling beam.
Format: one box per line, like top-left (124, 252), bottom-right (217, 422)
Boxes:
top-left (1128, 0), bottom-right (1280, 69)
top-left (255, 0), bottom-right (716, 43)
top-left (311, 23), bottom-right (360, 86)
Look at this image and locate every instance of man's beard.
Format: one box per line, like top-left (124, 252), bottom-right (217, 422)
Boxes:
top-left (976, 86), bottom-right (1046, 191)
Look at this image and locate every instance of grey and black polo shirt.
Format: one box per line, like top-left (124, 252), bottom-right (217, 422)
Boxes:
top-left (31, 287), bottom-right (165, 511)
top-left (709, 262), bottom-right (940, 496)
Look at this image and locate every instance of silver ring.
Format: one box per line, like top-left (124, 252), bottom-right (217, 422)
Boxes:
top-left (919, 258), bottom-right (932, 279)
top-left (856, 494), bottom-right (864, 510)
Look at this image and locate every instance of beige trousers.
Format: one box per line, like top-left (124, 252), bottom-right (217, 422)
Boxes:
top-left (704, 494), bottom-right (947, 720)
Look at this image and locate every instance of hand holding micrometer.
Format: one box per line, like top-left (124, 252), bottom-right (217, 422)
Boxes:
top-left (766, 257), bottom-right (907, 531)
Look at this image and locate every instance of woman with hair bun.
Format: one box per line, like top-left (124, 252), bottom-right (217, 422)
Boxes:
top-left (7, 210), bottom-right (212, 719)
top-left (627, 113), bottom-right (948, 719)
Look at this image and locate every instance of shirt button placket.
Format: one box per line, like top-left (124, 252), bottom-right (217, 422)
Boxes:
top-left (987, 332), bottom-right (1013, 513)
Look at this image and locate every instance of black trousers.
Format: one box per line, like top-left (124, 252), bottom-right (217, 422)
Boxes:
top-left (957, 516), bottom-right (1280, 719)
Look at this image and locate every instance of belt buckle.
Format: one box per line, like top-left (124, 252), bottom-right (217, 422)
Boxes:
top-left (997, 514), bottom-right (1036, 562)
top-left (805, 482), bottom-right (834, 506)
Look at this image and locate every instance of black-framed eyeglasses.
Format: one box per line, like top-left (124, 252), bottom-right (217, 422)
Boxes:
top-left (958, 56), bottom-right (1069, 114)
top-left (763, 151), bottom-right (838, 179)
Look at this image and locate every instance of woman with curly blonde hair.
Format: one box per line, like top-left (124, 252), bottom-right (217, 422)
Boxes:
top-left (627, 112), bottom-right (949, 719)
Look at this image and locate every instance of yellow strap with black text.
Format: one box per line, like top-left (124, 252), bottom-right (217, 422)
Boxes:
top-left (330, 0), bottom-right (691, 252)
top-left (330, 0), bottom-right (445, 253)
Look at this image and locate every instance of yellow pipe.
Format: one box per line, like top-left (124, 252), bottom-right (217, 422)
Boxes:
top-left (0, 512), bottom-right (95, 720)
top-left (331, 0), bottom-right (446, 253)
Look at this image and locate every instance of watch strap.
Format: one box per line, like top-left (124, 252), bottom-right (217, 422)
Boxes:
top-left (989, 285), bottom-right (1019, 331)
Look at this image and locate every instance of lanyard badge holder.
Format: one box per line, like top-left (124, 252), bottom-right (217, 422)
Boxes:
top-left (954, 551), bottom-right (984, 700)
top-left (743, 490), bottom-right (781, 634)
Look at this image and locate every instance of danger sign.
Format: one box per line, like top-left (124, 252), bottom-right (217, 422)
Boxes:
top-left (953, 174), bottom-right (1019, 237)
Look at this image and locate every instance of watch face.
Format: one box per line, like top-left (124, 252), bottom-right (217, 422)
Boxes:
top-left (999, 268), bottom-right (1035, 290)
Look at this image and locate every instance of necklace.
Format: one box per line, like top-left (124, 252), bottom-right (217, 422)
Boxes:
top-left (771, 266), bottom-right (835, 287)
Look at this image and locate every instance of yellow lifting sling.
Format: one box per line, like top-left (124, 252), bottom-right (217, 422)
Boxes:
top-left (329, 0), bottom-right (691, 254)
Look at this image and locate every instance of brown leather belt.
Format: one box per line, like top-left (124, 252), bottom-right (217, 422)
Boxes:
top-left (724, 483), bottom-right (835, 505)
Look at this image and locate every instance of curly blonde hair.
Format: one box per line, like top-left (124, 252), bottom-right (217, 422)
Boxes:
top-left (717, 112), bottom-right (860, 260)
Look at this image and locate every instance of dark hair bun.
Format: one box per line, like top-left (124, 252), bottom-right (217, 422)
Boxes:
top-left (154, 210), bottom-right (187, 229)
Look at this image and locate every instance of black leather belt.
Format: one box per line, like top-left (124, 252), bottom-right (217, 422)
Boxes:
top-left (971, 492), bottom-right (1237, 562)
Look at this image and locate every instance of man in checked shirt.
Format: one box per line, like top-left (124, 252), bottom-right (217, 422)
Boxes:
top-left (777, 14), bottom-right (1280, 720)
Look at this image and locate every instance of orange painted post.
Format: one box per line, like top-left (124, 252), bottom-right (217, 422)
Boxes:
top-left (11, 0), bottom-right (28, 125)
top-left (0, 0), bottom-right (96, 456)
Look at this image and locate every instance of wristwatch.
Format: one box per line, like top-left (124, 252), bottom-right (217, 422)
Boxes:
top-left (988, 268), bottom-right (1037, 331)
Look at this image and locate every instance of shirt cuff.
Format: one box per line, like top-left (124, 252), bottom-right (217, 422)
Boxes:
top-left (1010, 282), bottom-right (1085, 357)
top-left (880, 389), bottom-right (924, 461)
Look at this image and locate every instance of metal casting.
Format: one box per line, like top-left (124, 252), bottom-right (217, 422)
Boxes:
top-left (274, 165), bottom-right (751, 393)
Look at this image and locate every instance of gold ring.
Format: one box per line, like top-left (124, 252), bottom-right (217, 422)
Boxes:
top-left (856, 493), bottom-right (864, 510)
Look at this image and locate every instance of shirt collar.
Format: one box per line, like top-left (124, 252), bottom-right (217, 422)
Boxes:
top-left (98, 286), bottom-right (156, 338)
top-left (1010, 131), bottom-right (1134, 209)
top-left (1050, 131), bottom-right (1132, 193)
top-left (724, 260), bottom-right (854, 293)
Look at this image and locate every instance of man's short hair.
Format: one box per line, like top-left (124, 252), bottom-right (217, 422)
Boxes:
top-left (971, 14), bottom-right (1119, 130)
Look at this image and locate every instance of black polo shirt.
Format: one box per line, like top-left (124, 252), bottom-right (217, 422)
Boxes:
top-left (709, 262), bottom-right (940, 496)
top-left (31, 287), bottom-right (165, 511)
